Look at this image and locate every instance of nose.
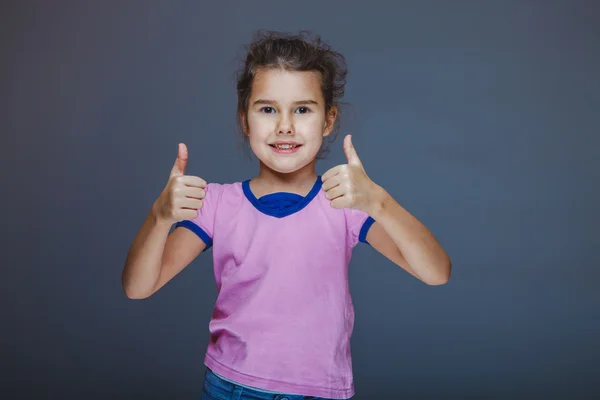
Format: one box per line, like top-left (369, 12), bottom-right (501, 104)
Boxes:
top-left (277, 114), bottom-right (294, 135)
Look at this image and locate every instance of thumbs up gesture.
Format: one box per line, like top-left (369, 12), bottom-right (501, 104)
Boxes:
top-left (153, 143), bottom-right (208, 224)
top-left (321, 134), bottom-right (382, 214)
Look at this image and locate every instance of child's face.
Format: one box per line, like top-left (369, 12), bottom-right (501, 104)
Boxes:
top-left (243, 67), bottom-right (336, 175)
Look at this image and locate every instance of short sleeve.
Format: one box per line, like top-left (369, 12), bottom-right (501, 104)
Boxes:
top-left (343, 207), bottom-right (376, 248)
top-left (174, 182), bottom-right (223, 252)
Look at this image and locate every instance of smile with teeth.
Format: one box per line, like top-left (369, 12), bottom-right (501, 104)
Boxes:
top-left (271, 144), bottom-right (300, 149)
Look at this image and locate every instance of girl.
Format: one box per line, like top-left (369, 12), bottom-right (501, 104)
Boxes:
top-left (122, 30), bottom-right (451, 400)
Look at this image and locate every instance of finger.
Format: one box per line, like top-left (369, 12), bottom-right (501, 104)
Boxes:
top-left (183, 186), bottom-right (206, 200)
top-left (181, 198), bottom-right (203, 210)
top-left (181, 175), bottom-right (207, 188)
top-left (325, 185), bottom-right (345, 200)
top-left (343, 134), bottom-right (363, 169)
top-left (179, 209), bottom-right (199, 221)
top-left (321, 174), bottom-right (342, 191)
top-left (329, 197), bottom-right (347, 209)
top-left (321, 165), bottom-right (341, 183)
top-left (170, 143), bottom-right (188, 177)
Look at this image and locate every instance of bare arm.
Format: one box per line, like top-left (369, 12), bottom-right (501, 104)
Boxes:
top-left (151, 225), bottom-right (206, 295)
top-left (368, 185), bottom-right (451, 285)
top-left (321, 135), bottom-right (450, 285)
top-left (121, 206), bottom-right (207, 299)
top-left (121, 207), bottom-right (170, 299)
top-left (122, 142), bottom-right (207, 299)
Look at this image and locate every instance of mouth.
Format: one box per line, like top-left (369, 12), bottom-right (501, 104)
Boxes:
top-left (269, 144), bottom-right (302, 154)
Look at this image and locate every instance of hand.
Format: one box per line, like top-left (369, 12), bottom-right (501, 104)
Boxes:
top-left (153, 143), bottom-right (207, 224)
top-left (321, 134), bottom-right (381, 214)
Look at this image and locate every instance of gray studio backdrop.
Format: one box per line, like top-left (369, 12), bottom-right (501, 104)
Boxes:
top-left (2, 1), bottom-right (599, 398)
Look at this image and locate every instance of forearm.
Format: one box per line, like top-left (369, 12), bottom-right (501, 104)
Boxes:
top-left (369, 186), bottom-right (451, 285)
top-left (122, 205), bottom-right (173, 298)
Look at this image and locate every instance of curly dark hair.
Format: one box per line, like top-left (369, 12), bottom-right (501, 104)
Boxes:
top-left (235, 30), bottom-right (349, 160)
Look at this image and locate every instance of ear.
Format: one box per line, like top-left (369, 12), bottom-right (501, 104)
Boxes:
top-left (239, 111), bottom-right (249, 135)
top-left (322, 106), bottom-right (338, 137)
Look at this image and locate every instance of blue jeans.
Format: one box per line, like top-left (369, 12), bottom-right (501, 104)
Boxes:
top-left (201, 368), bottom-right (349, 400)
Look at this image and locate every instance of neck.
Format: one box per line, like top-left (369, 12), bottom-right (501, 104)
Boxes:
top-left (252, 159), bottom-right (318, 196)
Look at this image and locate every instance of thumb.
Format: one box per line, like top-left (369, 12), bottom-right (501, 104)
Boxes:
top-left (170, 143), bottom-right (188, 177)
top-left (343, 134), bottom-right (363, 169)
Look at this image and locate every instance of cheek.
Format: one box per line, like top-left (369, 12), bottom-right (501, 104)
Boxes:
top-left (247, 115), bottom-right (273, 133)
top-left (298, 115), bottom-right (326, 133)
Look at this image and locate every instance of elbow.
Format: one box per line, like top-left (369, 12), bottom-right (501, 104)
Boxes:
top-left (426, 275), bottom-right (449, 286)
top-left (424, 258), bottom-right (452, 286)
top-left (124, 289), bottom-right (151, 300)
top-left (122, 275), bottom-right (153, 300)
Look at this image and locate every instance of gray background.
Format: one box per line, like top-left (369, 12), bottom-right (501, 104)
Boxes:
top-left (2, 0), bottom-right (599, 398)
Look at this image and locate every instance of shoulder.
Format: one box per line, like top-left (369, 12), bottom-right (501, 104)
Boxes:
top-left (205, 181), bottom-right (242, 193)
top-left (204, 181), bottom-right (245, 204)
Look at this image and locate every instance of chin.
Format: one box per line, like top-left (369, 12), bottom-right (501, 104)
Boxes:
top-left (264, 161), bottom-right (308, 174)
top-left (254, 147), bottom-right (318, 174)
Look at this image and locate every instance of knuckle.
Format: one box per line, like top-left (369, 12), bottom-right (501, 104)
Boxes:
top-left (173, 176), bottom-right (184, 187)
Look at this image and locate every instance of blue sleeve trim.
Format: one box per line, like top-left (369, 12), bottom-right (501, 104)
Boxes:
top-left (174, 220), bottom-right (213, 252)
top-left (358, 216), bottom-right (376, 246)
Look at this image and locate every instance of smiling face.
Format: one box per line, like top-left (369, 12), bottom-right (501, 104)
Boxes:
top-left (241, 67), bottom-right (337, 179)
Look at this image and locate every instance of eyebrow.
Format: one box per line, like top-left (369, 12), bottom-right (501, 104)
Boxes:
top-left (252, 99), bottom-right (319, 106)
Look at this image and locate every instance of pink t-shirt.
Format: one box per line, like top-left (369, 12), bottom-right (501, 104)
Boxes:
top-left (175, 175), bottom-right (375, 399)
